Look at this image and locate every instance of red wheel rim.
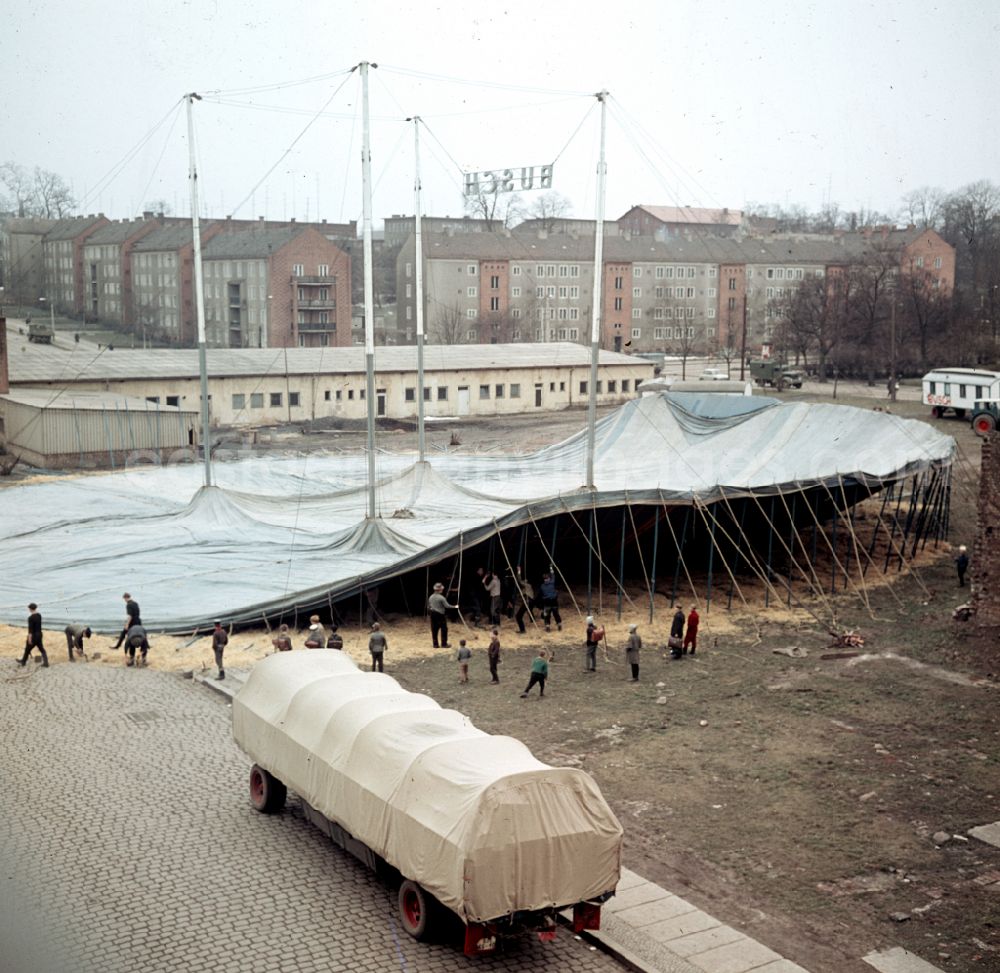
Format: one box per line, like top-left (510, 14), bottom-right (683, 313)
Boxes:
top-left (250, 769), bottom-right (265, 804)
top-left (402, 888), bottom-right (421, 928)
top-left (976, 418), bottom-right (993, 434)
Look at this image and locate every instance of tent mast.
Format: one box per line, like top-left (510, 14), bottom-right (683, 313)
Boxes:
top-left (585, 91), bottom-right (608, 491)
top-left (411, 116), bottom-right (426, 463)
top-left (185, 92), bottom-right (213, 488)
top-left (360, 61), bottom-right (377, 519)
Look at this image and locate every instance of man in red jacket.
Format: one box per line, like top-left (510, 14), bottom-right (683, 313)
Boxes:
top-left (684, 606), bottom-right (700, 655)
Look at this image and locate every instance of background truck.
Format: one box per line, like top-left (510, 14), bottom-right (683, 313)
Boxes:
top-left (748, 359), bottom-right (804, 388)
top-left (27, 320), bottom-right (55, 344)
top-left (233, 652), bottom-right (623, 956)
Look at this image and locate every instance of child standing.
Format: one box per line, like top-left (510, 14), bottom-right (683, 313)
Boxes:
top-left (520, 650), bottom-right (548, 698)
top-left (456, 639), bottom-right (472, 683)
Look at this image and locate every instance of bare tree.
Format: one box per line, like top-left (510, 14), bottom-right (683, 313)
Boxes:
top-left (144, 198), bottom-right (172, 215)
top-left (32, 167), bottom-right (75, 218)
top-left (777, 274), bottom-right (844, 381)
top-left (0, 162), bottom-right (36, 217)
top-left (430, 302), bottom-right (468, 345)
top-left (900, 186), bottom-right (946, 230)
top-left (524, 191), bottom-right (572, 232)
top-left (464, 187), bottom-right (524, 230)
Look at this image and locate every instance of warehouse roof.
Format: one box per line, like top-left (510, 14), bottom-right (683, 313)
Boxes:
top-left (1, 388), bottom-right (194, 413)
top-left (8, 341), bottom-right (651, 384)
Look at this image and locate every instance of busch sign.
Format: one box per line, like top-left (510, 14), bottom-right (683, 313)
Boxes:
top-left (463, 164), bottom-right (553, 197)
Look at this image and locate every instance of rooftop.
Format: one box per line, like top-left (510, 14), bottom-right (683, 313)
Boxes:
top-left (2, 388), bottom-right (194, 413)
top-left (8, 340), bottom-right (652, 385)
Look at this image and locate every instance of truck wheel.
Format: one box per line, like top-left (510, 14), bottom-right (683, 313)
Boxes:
top-left (399, 880), bottom-right (432, 940)
top-left (973, 414), bottom-right (997, 437)
top-left (931, 406), bottom-right (942, 419)
top-left (249, 764), bottom-right (286, 814)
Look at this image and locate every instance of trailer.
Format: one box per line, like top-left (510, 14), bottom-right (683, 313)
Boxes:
top-left (921, 367), bottom-right (1000, 419)
top-left (232, 652), bottom-right (623, 956)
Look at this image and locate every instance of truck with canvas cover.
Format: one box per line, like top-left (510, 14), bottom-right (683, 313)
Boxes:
top-left (748, 359), bottom-right (803, 388)
top-left (28, 320), bottom-right (55, 344)
top-left (232, 652), bottom-right (623, 956)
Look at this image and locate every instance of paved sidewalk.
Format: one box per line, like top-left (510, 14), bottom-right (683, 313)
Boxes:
top-left (196, 669), bottom-right (812, 973)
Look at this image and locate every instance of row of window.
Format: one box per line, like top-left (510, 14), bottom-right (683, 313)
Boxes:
top-left (914, 256), bottom-right (944, 269)
top-left (927, 381), bottom-right (986, 398)
top-left (652, 326), bottom-right (696, 339)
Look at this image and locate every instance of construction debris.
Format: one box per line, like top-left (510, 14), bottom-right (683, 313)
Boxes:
top-left (828, 629), bottom-right (866, 648)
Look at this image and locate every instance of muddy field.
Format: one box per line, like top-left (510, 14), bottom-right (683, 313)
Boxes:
top-left (4, 382), bottom-right (998, 972)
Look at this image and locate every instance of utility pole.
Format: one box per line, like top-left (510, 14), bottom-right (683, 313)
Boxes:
top-left (739, 295), bottom-right (748, 381)
top-left (889, 291), bottom-right (898, 402)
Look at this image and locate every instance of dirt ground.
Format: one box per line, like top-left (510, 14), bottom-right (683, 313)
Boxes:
top-left (4, 382), bottom-right (998, 972)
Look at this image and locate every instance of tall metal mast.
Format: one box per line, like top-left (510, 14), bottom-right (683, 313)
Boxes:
top-left (585, 91), bottom-right (609, 490)
top-left (360, 62), bottom-right (378, 520)
top-left (186, 92), bottom-right (213, 488)
top-left (412, 116), bottom-right (426, 463)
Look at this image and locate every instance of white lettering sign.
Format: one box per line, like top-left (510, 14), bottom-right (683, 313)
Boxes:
top-left (463, 165), bottom-right (554, 197)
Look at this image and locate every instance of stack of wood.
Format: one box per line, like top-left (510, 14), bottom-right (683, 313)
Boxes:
top-left (828, 629), bottom-right (866, 648)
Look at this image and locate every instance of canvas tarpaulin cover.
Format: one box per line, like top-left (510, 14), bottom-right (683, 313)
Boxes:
top-left (0, 393), bottom-right (953, 631)
top-left (232, 651), bottom-right (624, 921)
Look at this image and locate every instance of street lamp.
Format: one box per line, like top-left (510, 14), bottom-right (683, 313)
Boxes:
top-left (38, 296), bottom-right (55, 331)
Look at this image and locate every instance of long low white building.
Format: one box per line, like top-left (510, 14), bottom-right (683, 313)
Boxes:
top-left (7, 336), bottom-right (654, 429)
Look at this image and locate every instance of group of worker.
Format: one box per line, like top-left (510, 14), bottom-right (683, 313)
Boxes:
top-left (19, 593), bottom-right (149, 669)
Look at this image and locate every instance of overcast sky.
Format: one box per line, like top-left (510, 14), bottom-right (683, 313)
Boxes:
top-left (4, 0), bottom-right (997, 228)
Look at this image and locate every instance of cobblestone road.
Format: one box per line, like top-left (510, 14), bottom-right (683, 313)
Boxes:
top-left (0, 662), bottom-right (623, 973)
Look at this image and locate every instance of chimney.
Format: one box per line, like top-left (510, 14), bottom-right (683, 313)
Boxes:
top-left (143, 211), bottom-right (153, 220)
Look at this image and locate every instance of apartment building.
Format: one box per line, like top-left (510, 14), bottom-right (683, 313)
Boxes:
top-left (41, 215), bottom-right (110, 315)
top-left (0, 217), bottom-right (57, 306)
top-left (201, 226), bottom-right (351, 348)
top-left (397, 226), bottom-right (956, 357)
top-left (81, 215), bottom-right (166, 327)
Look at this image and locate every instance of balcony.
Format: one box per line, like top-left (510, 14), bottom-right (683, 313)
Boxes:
top-left (297, 298), bottom-right (337, 309)
top-left (297, 321), bottom-right (336, 333)
top-left (293, 275), bottom-right (335, 285)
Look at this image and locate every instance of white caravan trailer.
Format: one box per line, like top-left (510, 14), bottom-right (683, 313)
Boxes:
top-left (921, 367), bottom-right (1000, 419)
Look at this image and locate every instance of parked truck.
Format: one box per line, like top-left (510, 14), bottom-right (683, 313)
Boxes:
top-left (27, 320), bottom-right (55, 344)
top-left (748, 359), bottom-right (804, 389)
top-left (233, 652), bottom-right (623, 956)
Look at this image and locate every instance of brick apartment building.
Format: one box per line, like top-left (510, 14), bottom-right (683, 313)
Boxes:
top-left (201, 226), bottom-right (351, 348)
top-left (0, 217), bottom-right (57, 307)
top-left (81, 215), bottom-right (171, 327)
top-left (396, 226), bottom-right (956, 356)
top-left (618, 204), bottom-right (745, 239)
top-left (41, 215), bottom-right (110, 316)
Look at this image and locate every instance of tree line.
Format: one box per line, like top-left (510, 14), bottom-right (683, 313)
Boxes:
top-left (755, 181), bottom-right (1000, 377)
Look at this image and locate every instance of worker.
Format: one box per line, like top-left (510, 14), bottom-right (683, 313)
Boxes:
top-left (271, 624), bottom-right (292, 652)
top-left (64, 622), bottom-right (92, 661)
top-left (427, 582), bottom-right (456, 649)
top-left (684, 606), bottom-right (700, 655)
top-left (211, 620), bottom-right (227, 679)
top-left (19, 602), bottom-right (49, 668)
top-left (111, 593), bottom-right (141, 649)
top-left (124, 623), bottom-right (150, 667)
top-left (304, 615), bottom-right (327, 648)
